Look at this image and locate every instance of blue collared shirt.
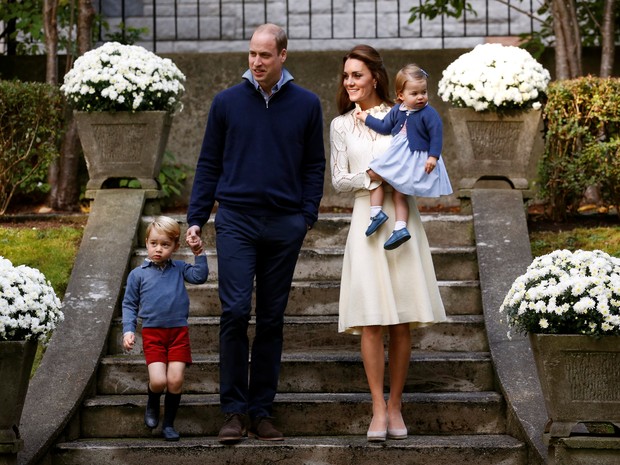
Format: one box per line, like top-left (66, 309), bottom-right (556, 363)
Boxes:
top-left (242, 68), bottom-right (293, 103)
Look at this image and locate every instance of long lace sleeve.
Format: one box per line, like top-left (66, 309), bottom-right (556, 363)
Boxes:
top-left (330, 116), bottom-right (370, 193)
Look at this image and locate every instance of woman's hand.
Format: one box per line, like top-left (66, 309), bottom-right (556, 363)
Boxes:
top-left (366, 168), bottom-right (383, 182)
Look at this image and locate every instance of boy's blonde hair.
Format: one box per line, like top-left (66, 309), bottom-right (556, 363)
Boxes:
top-left (146, 216), bottom-right (181, 243)
top-left (394, 64), bottom-right (428, 102)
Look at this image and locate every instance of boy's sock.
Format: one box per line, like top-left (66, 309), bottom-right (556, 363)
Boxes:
top-left (394, 221), bottom-right (407, 231)
top-left (162, 392), bottom-right (182, 441)
top-left (144, 385), bottom-right (162, 429)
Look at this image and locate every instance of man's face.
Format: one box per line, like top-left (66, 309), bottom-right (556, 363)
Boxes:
top-left (248, 30), bottom-right (287, 94)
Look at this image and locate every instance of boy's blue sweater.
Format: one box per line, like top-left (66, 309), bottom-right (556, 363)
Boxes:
top-left (122, 255), bottom-right (209, 333)
top-left (187, 73), bottom-right (325, 229)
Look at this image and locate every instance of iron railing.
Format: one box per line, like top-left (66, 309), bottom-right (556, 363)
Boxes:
top-left (95, 0), bottom-right (541, 52)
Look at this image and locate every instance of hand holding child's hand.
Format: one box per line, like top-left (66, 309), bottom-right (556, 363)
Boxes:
top-left (186, 226), bottom-right (202, 253)
top-left (123, 332), bottom-right (135, 351)
top-left (190, 238), bottom-right (204, 256)
top-left (425, 156), bottom-right (438, 174)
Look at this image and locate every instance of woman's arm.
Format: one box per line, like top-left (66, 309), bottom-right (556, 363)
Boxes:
top-left (330, 117), bottom-right (371, 192)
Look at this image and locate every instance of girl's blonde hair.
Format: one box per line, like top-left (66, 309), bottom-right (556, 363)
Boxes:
top-left (146, 216), bottom-right (181, 243)
top-left (394, 64), bottom-right (428, 103)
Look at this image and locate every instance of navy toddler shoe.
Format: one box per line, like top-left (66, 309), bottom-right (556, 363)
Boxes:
top-left (384, 228), bottom-right (411, 250)
top-left (365, 210), bottom-right (389, 236)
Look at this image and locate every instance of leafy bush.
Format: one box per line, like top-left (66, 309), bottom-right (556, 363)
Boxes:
top-left (539, 77), bottom-right (620, 219)
top-left (0, 80), bottom-right (64, 215)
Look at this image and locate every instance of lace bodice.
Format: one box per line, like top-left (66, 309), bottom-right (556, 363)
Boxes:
top-left (330, 103), bottom-right (393, 193)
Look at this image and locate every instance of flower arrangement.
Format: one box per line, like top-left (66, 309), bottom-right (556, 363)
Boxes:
top-left (500, 249), bottom-right (620, 336)
top-left (0, 256), bottom-right (64, 342)
top-left (438, 43), bottom-right (551, 112)
top-left (61, 42), bottom-right (186, 113)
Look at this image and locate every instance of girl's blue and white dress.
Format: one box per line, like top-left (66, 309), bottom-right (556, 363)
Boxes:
top-left (368, 112), bottom-right (453, 198)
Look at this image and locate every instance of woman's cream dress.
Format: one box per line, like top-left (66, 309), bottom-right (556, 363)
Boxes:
top-left (330, 103), bottom-right (447, 335)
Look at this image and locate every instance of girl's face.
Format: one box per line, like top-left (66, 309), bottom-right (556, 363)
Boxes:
top-left (398, 79), bottom-right (428, 111)
top-left (145, 229), bottom-right (179, 265)
top-left (342, 58), bottom-right (380, 110)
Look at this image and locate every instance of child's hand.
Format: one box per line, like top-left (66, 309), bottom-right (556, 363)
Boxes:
top-left (123, 331), bottom-right (135, 351)
top-left (354, 110), bottom-right (368, 122)
top-left (425, 156), bottom-right (438, 174)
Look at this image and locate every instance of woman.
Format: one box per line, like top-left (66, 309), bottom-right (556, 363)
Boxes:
top-left (330, 45), bottom-right (447, 442)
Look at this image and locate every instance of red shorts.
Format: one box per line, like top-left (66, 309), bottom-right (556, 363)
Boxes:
top-left (142, 326), bottom-right (192, 366)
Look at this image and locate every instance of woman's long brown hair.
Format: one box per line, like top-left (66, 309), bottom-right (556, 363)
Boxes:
top-left (336, 44), bottom-right (392, 115)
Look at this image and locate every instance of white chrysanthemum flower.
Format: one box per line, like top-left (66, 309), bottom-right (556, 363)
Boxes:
top-left (438, 43), bottom-right (550, 112)
top-left (500, 249), bottom-right (620, 336)
top-left (60, 42), bottom-right (186, 113)
top-left (0, 257), bottom-right (63, 342)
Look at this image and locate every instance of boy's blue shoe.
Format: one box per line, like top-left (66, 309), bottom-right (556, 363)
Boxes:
top-left (365, 210), bottom-right (389, 236)
top-left (162, 426), bottom-right (180, 441)
top-left (384, 228), bottom-right (411, 250)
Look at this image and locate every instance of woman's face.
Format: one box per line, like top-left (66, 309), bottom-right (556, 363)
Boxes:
top-left (342, 58), bottom-right (378, 110)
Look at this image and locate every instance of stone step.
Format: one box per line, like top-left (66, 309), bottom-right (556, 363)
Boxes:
top-left (109, 315), bottom-right (488, 355)
top-left (54, 434), bottom-right (526, 465)
top-left (140, 213), bottom-right (475, 249)
top-left (177, 279), bottom-right (482, 317)
top-left (54, 433), bottom-right (526, 465)
top-left (130, 245), bottom-right (480, 282)
top-left (78, 392), bottom-right (506, 438)
top-left (97, 351), bottom-right (494, 395)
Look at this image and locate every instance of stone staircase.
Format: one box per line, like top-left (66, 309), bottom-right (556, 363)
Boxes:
top-left (52, 212), bottom-right (528, 465)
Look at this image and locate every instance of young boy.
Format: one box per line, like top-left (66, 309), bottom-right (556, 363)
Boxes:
top-left (122, 216), bottom-right (208, 441)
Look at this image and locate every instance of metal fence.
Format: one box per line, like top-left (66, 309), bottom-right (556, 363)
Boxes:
top-left (96, 0), bottom-right (542, 53)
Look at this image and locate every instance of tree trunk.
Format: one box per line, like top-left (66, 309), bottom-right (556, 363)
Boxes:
top-left (551, 0), bottom-right (583, 79)
top-left (600, 0), bottom-right (616, 77)
top-left (47, 0), bottom-right (96, 211)
top-left (43, 0), bottom-right (60, 208)
top-left (77, 0), bottom-right (95, 54)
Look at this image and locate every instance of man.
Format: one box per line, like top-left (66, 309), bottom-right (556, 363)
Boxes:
top-left (186, 23), bottom-right (325, 444)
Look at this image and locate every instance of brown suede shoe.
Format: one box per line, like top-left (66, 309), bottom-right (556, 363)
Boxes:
top-left (249, 417), bottom-right (284, 441)
top-left (217, 413), bottom-right (247, 444)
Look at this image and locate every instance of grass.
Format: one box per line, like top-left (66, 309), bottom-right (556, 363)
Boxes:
top-left (0, 224), bottom-right (84, 297)
top-left (529, 226), bottom-right (620, 258)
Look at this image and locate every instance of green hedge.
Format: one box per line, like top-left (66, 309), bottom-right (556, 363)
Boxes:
top-left (540, 77), bottom-right (620, 219)
top-left (0, 80), bottom-right (64, 215)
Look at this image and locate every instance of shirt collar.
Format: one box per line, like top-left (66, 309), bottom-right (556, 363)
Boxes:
top-left (399, 102), bottom-right (428, 113)
top-left (242, 68), bottom-right (294, 99)
top-left (142, 258), bottom-right (174, 269)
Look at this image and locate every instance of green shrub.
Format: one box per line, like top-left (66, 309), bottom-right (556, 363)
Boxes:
top-left (0, 80), bottom-right (64, 214)
top-left (539, 77), bottom-right (620, 219)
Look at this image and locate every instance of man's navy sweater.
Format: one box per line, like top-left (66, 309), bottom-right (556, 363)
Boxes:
top-left (187, 74), bottom-right (325, 229)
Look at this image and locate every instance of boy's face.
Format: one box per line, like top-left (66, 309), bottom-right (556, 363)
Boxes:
top-left (145, 229), bottom-right (179, 265)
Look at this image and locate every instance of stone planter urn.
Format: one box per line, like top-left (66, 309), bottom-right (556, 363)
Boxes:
top-left (74, 111), bottom-right (172, 191)
top-left (448, 108), bottom-right (544, 191)
top-left (529, 334), bottom-right (620, 439)
top-left (0, 340), bottom-right (37, 454)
